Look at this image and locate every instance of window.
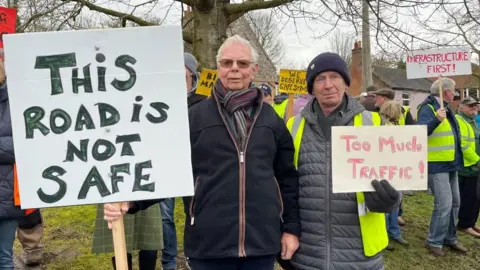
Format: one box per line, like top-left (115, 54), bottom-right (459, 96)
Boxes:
top-left (402, 92), bottom-right (410, 106)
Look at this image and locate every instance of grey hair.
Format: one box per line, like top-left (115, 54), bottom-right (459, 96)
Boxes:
top-left (430, 77), bottom-right (456, 95)
top-left (216, 35), bottom-right (259, 64)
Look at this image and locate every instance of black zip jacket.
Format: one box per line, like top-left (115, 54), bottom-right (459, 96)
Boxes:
top-left (130, 94), bottom-right (300, 259)
top-left (188, 93), bottom-right (206, 108)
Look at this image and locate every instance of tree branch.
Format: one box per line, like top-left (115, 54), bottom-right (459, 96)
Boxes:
top-left (61, 0), bottom-right (156, 26)
top-left (59, 0), bottom-right (193, 43)
top-left (174, 0), bottom-right (194, 7)
top-left (18, 2), bottom-right (69, 32)
top-left (226, 0), bottom-right (294, 16)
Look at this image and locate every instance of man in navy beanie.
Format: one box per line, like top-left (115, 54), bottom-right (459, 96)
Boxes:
top-left (284, 52), bottom-right (400, 270)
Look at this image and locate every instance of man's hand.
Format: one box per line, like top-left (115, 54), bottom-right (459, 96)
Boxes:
top-left (436, 108), bottom-right (446, 122)
top-left (281, 232), bottom-right (299, 260)
top-left (364, 180), bottom-right (399, 213)
top-left (104, 202), bottom-right (131, 229)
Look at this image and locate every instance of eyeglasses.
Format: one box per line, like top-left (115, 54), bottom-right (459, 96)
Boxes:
top-left (218, 59), bottom-right (253, 69)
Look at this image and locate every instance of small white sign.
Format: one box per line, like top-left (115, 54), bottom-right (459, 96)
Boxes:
top-left (331, 126), bottom-right (428, 193)
top-left (405, 47), bottom-right (472, 79)
top-left (4, 26), bottom-right (194, 208)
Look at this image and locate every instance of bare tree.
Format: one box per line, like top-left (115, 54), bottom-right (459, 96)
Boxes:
top-left (327, 30), bottom-right (355, 66)
top-left (246, 10), bottom-right (286, 67)
top-left (10, 1), bottom-right (479, 69)
top-left (411, 0), bottom-right (479, 64)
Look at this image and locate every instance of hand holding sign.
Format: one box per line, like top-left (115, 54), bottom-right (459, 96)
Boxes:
top-left (332, 125), bottom-right (428, 193)
top-left (436, 108), bottom-right (446, 121)
top-left (363, 180), bottom-right (400, 213)
top-left (104, 202), bottom-right (130, 229)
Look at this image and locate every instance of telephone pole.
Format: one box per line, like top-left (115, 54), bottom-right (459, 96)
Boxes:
top-left (361, 0), bottom-right (373, 92)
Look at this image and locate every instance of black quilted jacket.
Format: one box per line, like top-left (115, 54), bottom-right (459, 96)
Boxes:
top-left (0, 83), bottom-right (22, 219)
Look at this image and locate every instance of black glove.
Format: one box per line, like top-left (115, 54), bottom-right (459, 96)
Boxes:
top-left (363, 179), bottom-right (400, 213)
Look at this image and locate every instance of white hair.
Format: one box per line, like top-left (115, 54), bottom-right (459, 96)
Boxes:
top-left (216, 35), bottom-right (259, 64)
top-left (430, 77), bottom-right (456, 95)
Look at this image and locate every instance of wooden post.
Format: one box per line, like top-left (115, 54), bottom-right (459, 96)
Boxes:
top-left (438, 76), bottom-right (444, 109)
top-left (286, 94), bottom-right (294, 120)
top-left (112, 202), bottom-right (128, 270)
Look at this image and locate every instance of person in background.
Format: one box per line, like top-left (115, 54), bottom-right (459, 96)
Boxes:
top-left (476, 103), bottom-right (480, 127)
top-left (373, 88), bottom-right (415, 125)
top-left (17, 210), bottom-right (44, 266)
top-left (292, 94), bottom-right (313, 116)
top-left (455, 97), bottom-right (480, 238)
top-left (273, 93), bottom-right (289, 119)
top-left (287, 52), bottom-right (399, 270)
top-left (360, 85), bottom-right (378, 112)
top-left (258, 83), bottom-right (274, 105)
top-left (0, 58), bottom-right (26, 269)
top-left (103, 35), bottom-right (300, 270)
top-left (186, 53), bottom-right (206, 108)
top-left (417, 77), bottom-right (466, 256)
top-left (379, 101), bottom-right (410, 251)
top-left (273, 93), bottom-right (314, 121)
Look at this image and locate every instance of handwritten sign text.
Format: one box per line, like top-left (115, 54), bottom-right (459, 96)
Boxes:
top-left (332, 126), bottom-right (427, 193)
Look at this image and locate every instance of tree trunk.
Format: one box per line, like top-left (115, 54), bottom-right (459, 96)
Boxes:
top-left (193, 2), bottom-right (229, 69)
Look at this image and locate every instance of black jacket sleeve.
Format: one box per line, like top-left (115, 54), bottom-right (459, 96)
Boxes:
top-left (274, 117), bottom-right (301, 237)
top-left (127, 199), bottom-right (163, 214)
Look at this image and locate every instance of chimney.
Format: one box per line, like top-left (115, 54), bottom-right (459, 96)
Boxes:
top-left (349, 40), bottom-right (363, 96)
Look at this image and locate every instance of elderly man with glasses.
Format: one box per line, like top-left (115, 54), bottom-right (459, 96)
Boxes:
top-left (103, 35), bottom-right (300, 270)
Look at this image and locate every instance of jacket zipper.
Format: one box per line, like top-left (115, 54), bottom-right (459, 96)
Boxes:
top-left (189, 176), bottom-right (200, 225)
top-left (326, 142), bottom-right (331, 269)
top-left (273, 177), bottom-right (284, 223)
top-left (214, 94), bottom-right (263, 257)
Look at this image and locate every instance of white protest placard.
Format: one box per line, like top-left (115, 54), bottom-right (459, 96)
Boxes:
top-left (4, 26), bottom-right (194, 208)
top-left (331, 126), bottom-right (428, 193)
top-left (405, 47), bottom-right (472, 79)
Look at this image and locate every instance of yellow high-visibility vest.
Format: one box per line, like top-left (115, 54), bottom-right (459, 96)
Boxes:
top-left (456, 114), bottom-right (479, 167)
top-left (398, 107), bottom-right (409, 126)
top-left (273, 99), bottom-right (288, 121)
top-left (286, 110), bottom-right (387, 257)
top-left (418, 104), bottom-right (455, 162)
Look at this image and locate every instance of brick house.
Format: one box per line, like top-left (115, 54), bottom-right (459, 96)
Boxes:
top-left (349, 41), bottom-right (480, 116)
top-left (183, 14), bottom-right (278, 88)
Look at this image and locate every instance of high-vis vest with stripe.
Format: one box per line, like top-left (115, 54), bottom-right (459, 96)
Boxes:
top-left (286, 111), bottom-right (387, 257)
top-left (398, 107), bottom-right (409, 126)
top-left (455, 114), bottom-right (479, 167)
top-left (418, 104), bottom-right (456, 162)
top-left (273, 99), bottom-right (288, 121)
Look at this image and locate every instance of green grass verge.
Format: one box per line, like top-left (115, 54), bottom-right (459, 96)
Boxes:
top-left (17, 193), bottom-right (480, 269)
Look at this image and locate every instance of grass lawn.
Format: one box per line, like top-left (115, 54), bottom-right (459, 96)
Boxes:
top-left (18, 192), bottom-right (480, 269)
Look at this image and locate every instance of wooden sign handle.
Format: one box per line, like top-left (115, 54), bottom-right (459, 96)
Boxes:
top-left (286, 94), bottom-right (294, 120)
top-left (112, 202), bottom-right (128, 270)
top-left (438, 75), bottom-right (444, 109)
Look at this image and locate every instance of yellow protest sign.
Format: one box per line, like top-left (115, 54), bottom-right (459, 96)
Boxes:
top-left (278, 69), bottom-right (307, 94)
top-left (196, 68), bottom-right (218, 96)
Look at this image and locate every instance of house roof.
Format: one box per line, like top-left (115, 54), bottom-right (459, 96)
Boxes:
top-left (184, 16), bottom-right (277, 83)
top-left (373, 66), bottom-right (432, 92)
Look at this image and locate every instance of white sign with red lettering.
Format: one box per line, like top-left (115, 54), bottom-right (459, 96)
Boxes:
top-left (405, 47), bottom-right (472, 79)
top-left (331, 125), bottom-right (428, 193)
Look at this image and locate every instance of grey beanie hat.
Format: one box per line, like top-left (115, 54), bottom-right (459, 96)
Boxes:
top-left (184, 53), bottom-right (198, 74)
